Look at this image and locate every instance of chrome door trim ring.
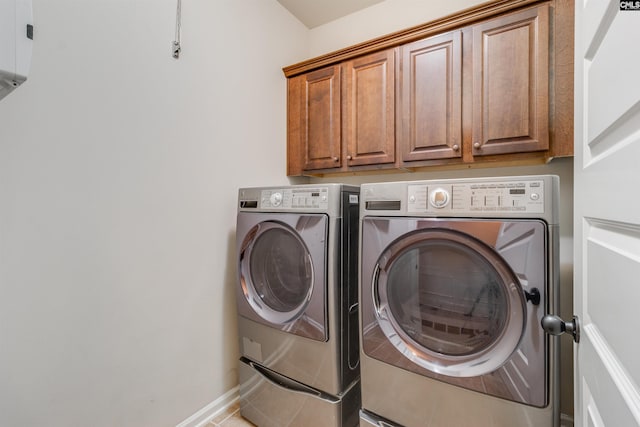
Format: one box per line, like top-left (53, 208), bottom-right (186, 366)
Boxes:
top-left (239, 220), bottom-right (314, 325)
top-left (373, 228), bottom-right (526, 377)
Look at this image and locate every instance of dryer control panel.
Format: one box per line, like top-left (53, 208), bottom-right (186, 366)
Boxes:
top-left (260, 187), bottom-right (329, 209)
top-left (408, 179), bottom-right (545, 214)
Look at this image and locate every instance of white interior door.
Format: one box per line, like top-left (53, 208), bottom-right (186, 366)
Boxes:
top-left (574, 1), bottom-right (640, 426)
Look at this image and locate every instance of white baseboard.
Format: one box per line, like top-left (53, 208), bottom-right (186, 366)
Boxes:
top-left (176, 386), bottom-right (239, 427)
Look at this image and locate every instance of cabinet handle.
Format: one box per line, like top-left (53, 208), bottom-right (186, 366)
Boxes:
top-left (333, 157), bottom-right (339, 162)
top-left (473, 142), bottom-right (481, 149)
top-left (452, 144), bottom-right (460, 152)
top-left (347, 155), bottom-right (352, 160)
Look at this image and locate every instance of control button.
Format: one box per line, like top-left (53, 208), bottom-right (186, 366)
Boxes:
top-left (270, 192), bottom-right (283, 207)
top-left (409, 195), bottom-right (416, 203)
top-left (430, 188), bottom-right (449, 208)
top-left (530, 193), bottom-right (540, 201)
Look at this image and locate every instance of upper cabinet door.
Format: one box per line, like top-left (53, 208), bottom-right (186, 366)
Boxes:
top-left (302, 65), bottom-right (342, 171)
top-left (343, 49), bottom-right (396, 167)
top-left (472, 4), bottom-right (549, 156)
top-left (400, 31), bottom-right (462, 163)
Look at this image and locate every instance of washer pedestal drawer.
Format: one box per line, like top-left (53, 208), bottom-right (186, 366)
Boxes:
top-left (238, 357), bottom-right (360, 427)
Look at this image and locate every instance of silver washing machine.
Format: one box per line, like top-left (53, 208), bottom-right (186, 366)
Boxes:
top-left (358, 176), bottom-right (560, 427)
top-left (236, 184), bottom-right (360, 427)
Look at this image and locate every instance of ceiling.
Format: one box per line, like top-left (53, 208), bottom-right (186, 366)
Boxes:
top-left (276, 0), bottom-right (385, 28)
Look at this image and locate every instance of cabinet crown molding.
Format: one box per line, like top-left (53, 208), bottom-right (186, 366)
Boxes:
top-left (283, 0), bottom-right (543, 77)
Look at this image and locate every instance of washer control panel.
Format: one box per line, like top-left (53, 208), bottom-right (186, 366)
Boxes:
top-left (260, 187), bottom-right (329, 209)
top-left (408, 179), bottom-right (544, 213)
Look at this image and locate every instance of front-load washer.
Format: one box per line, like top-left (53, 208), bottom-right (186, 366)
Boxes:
top-left (236, 184), bottom-right (360, 427)
top-left (358, 176), bottom-right (560, 427)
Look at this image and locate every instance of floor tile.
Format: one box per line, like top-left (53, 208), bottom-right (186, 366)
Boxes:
top-left (206, 403), bottom-right (255, 427)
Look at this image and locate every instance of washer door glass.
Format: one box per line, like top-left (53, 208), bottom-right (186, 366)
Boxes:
top-left (375, 228), bottom-right (525, 377)
top-left (243, 221), bottom-right (313, 324)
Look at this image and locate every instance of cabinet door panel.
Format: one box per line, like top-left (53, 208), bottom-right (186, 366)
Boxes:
top-left (472, 5), bottom-right (549, 156)
top-left (401, 31), bottom-right (462, 163)
top-left (344, 50), bottom-right (395, 166)
top-left (303, 65), bottom-right (341, 170)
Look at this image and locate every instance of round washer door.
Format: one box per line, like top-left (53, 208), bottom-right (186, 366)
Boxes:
top-left (240, 220), bottom-right (314, 325)
top-left (374, 228), bottom-right (526, 377)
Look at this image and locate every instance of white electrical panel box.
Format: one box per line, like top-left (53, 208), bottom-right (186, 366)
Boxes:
top-left (0, 0), bottom-right (33, 100)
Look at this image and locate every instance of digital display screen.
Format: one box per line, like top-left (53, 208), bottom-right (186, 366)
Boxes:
top-left (311, 192), bottom-right (320, 197)
top-left (510, 189), bottom-right (526, 195)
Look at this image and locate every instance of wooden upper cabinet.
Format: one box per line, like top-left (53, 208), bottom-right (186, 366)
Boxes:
top-left (287, 50), bottom-right (396, 175)
top-left (471, 4), bottom-right (549, 157)
top-left (343, 49), bottom-right (396, 167)
top-left (400, 31), bottom-right (462, 164)
top-left (295, 64), bottom-right (342, 172)
top-left (284, 1), bottom-right (573, 176)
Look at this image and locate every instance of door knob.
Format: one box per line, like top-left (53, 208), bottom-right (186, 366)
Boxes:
top-left (541, 314), bottom-right (580, 343)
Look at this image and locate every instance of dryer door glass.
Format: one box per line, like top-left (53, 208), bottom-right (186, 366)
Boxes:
top-left (386, 238), bottom-right (508, 356)
top-left (375, 228), bottom-right (525, 377)
top-left (245, 221), bottom-right (313, 324)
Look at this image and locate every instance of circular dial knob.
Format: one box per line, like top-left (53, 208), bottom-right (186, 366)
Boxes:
top-left (429, 188), bottom-right (450, 208)
top-left (270, 192), bottom-right (283, 207)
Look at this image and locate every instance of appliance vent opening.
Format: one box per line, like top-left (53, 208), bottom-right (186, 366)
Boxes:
top-left (366, 200), bottom-right (401, 211)
top-left (240, 200), bottom-right (258, 208)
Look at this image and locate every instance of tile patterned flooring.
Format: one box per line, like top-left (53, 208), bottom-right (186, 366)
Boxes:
top-left (207, 399), bottom-right (574, 426)
top-left (206, 402), bottom-right (255, 427)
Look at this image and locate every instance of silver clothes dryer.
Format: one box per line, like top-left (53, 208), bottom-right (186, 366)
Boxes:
top-left (236, 184), bottom-right (360, 427)
top-left (358, 176), bottom-right (560, 427)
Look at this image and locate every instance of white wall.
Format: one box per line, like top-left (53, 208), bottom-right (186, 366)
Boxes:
top-left (0, 1), bottom-right (306, 426)
top-left (307, 0), bottom-right (486, 58)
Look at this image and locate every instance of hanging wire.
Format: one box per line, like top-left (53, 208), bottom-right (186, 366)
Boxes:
top-left (172, 0), bottom-right (182, 59)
